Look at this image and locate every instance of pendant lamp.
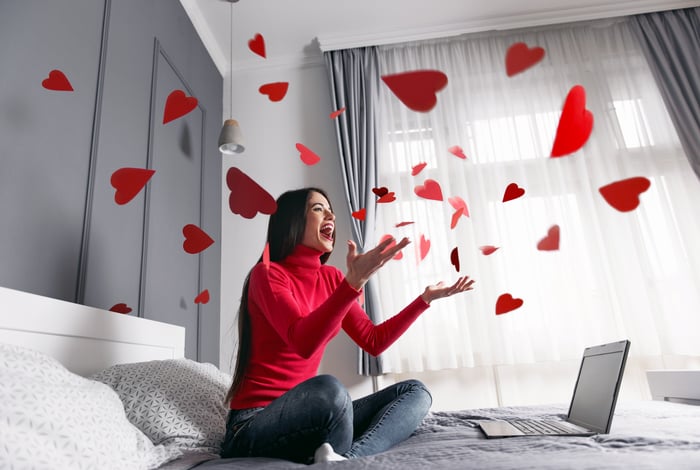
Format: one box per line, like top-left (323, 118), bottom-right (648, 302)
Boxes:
top-left (218, 0), bottom-right (244, 154)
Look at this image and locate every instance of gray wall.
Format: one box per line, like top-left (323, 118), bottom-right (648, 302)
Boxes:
top-left (0, 0), bottom-right (222, 365)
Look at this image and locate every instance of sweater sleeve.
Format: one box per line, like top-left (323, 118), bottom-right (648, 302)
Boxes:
top-left (341, 295), bottom-right (430, 357)
top-left (249, 263), bottom-right (362, 359)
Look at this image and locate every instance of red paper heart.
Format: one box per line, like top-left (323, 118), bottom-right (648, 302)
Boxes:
top-left (296, 143), bottom-right (321, 165)
top-left (194, 289), bottom-right (210, 304)
top-left (182, 224), bottom-right (214, 254)
top-left (110, 168), bottom-right (155, 205)
top-left (380, 234), bottom-right (403, 260)
top-left (377, 192), bottom-right (396, 203)
top-left (109, 303), bottom-right (132, 314)
top-left (418, 234), bottom-right (430, 262)
top-left (262, 242), bottom-right (270, 268)
top-left (450, 207), bottom-right (465, 229)
top-left (330, 107), bottom-right (346, 119)
top-left (414, 179), bottom-right (443, 201)
top-left (411, 162), bottom-right (428, 176)
top-left (372, 187), bottom-right (389, 197)
top-left (381, 70), bottom-right (448, 112)
top-left (248, 33), bottom-right (266, 58)
top-left (259, 82), bottom-right (289, 102)
top-left (599, 177), bottom-right (651, 212)
top-left (450, 247), bottom-right (460, 272)
top-left (448, 145), bottom-right (467, 159)
top-left (395, 221), bottom-right (414, 228)
top-left (226, 167), bottom-right (278, 218)
top-left (163, 89), bottom-right (198, 124)
top-left (480, 245), bottom-right (499, 255)
top-left (502, 182), bottom-right (525, 202)
top-left (537, 224), bottom-right (560, 251)
top-left (42, 69), bottom-right (73, 91)
top-left (551, 85), bottom-right (594, 157)
top-left (448, 196), bottom-right (469, 217)
top-left (352, 208), bottom-right (367, 220)
top-left (496, 293), bottom-right (524, 315)
top-left (505, 42), bottom-right (545, 77)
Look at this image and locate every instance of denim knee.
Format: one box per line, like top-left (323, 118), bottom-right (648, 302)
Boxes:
top-left (402, 379), bottom-right (432, 402)
top-left (306, 374), bottom-right (352, 415)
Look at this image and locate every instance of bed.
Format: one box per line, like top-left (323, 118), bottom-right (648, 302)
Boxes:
top-left (2, 286), bottom-right (700, 469)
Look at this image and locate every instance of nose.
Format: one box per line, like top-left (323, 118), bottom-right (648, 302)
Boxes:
top-left (326, 209), bottom-right (335, 220)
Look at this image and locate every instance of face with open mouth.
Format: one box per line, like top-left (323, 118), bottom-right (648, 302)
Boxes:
top-left (302, 191), bottom-right (335, 253)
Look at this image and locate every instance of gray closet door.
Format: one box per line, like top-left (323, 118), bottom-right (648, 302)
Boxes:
top-left (0, 0), bottom-right (105, 302)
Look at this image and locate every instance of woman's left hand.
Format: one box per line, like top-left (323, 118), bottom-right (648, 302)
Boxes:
top-left (420, 276), bottom-right (475, 304)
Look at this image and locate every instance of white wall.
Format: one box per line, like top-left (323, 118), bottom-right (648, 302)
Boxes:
top-left (219, 58), bottom-right (374, 400)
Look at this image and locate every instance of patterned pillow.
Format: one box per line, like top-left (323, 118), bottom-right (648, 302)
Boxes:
top-left (92, 358), bottom-right (232, 455)
top-left (0, 344), bottom-right (180, 470)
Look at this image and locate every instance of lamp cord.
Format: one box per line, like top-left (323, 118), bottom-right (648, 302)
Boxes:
top-left (229, 0), bottom-right (233, 119)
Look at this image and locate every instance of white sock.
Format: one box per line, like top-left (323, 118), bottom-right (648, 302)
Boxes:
top-left (314, 443), bottom-right (347, 463)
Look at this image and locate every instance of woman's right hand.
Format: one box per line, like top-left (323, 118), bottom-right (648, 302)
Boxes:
top-left (345, 237), bottom-right (410, 291)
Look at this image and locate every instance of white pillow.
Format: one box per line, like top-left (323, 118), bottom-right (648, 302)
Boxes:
top-left (0, 344), bottom-right (181, 470)
top-left (92, 358), bottom-right (232, 455)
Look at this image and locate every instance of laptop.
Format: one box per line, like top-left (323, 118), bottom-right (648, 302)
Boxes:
top-left (477, 339), bottom-right (630, 438)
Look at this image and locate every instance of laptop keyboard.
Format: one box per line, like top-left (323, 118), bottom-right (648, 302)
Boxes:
top-left (511, 419), bottom-right (578, 435)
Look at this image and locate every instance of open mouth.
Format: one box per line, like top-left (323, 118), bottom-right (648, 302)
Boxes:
top-left (320, 223), bottom-right (334, 241)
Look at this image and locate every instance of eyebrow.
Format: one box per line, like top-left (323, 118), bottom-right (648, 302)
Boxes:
top-left (310, 202), bottom-right (332, 211)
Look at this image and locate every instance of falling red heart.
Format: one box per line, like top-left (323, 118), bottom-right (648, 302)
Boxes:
top-left (496, 293), bottom-right (524, 315)
top-left (226, 167), bottom-right (278, 218)
top-left (110, 168), bottom-right (155, 205)
top-left (448, 145), bottom-right (467, 159)
top-left (381, 70), bottom-right (448, 112)
top-left (330, 107), bottom-right (346, 119)
top-left (194, 289), bottom-right (210, 304)
top-left (448, 196), bottom-right (469, 217)
top-left (372, 187), bottom-right (389, 197)
top-left (380, 234), bottom-right (403, 260)
top-left (450, 247), bottom-right (460, 272)
top-left (183, 224), bottom-right (214, 254)
top-left (248, 33), bottom-right (266, 58)
top-left (418, 234), bottom-right (430, 262)
top-left (395, 221), bottom-right (414, 228)
top-left (502, 182), bottom-right (525, 202)
top-left (352, 208), bottom-right (367, 220)
top-left (259, 82), bottom-right (289, 102)
top-left (42, 69), bottom-right (73, 91)
top-left (163, 89), bottom-right (198, 124)
top-left (109, 303), bottom-right (132, 314)
top-left (480, 245), bottom-right (499, 255)
top-left (377, 192), bottom-right (396, 203)
top-left (414, 179), bottom-right (443, 201)
top-left (599, 177), bottom-right (651, 212)
top-left (411, 162), bottom-right (428, 176)
top-left (262, 242), bottom-right (270, 268)
top-left (296, 143), bottom-right (321, 165)
top-left (537, 224), bottom-right (560, 251)
top-left (505, 42), bottom-right (545, 77)
top-left (450, 207), bottom-right (465, 229)
top-left (551, 85), bottom-right (594, 157)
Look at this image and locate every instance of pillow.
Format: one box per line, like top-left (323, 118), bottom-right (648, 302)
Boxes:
top-left (92, 358), bottom-right (232, 455)
top-left (0, 344), bottom-right (180, 470)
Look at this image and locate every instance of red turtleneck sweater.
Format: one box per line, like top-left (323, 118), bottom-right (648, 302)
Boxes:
top-left (230, 244), bottom-right (430, 409)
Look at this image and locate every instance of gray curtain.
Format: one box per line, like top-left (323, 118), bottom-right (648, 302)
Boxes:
top-left (324, 47), bottom-right (384, 376)
top-left (630, 7), bottom-right (700, 181)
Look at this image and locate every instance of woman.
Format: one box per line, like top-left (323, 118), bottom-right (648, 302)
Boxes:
top-left (221, 187), bottom-right (475, 464)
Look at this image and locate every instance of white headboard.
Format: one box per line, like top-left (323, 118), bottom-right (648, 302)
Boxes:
top-left (0, 286), bottom-right (185, 377)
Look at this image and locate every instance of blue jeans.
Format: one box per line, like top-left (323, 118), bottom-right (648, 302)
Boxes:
top-left (220, 374), bottom-right (432, 463)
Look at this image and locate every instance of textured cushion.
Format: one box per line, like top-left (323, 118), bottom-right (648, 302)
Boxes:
top-left (92, 358), bottom-right (232, 455)
top-left (0, 344), bottom-right (180, 470)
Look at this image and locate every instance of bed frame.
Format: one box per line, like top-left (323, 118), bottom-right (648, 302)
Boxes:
top-left (0, 286), bottom-right (185, 377)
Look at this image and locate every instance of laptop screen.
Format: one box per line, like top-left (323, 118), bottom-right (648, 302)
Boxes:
top-left (567, 340), bottom-right (630, 433)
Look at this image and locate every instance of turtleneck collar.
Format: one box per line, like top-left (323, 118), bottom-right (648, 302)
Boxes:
top-left (281, 244), bottom-right (325, 270)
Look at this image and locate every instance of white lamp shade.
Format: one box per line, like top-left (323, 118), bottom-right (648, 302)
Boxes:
top-left (218, 119), bottom-right (245, 154)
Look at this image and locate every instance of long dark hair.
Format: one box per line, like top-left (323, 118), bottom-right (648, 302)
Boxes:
top-left (224, 187), bottom-right (334, 406)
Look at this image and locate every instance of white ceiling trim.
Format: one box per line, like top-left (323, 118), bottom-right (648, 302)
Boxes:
top-left (318, 0), bottom-right (700, 52)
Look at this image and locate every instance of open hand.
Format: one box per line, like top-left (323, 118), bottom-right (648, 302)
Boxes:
top-left (421, 276), bottom-right (475, 304)
top-left (345, 237), bottom-right (410, 290)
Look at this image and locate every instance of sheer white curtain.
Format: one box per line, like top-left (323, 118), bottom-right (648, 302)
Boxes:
top-left (372, 18), bottom-right (700, 375)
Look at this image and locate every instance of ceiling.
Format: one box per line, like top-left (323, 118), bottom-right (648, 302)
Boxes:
top-left (180, 0), bottom-right (699, 75)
